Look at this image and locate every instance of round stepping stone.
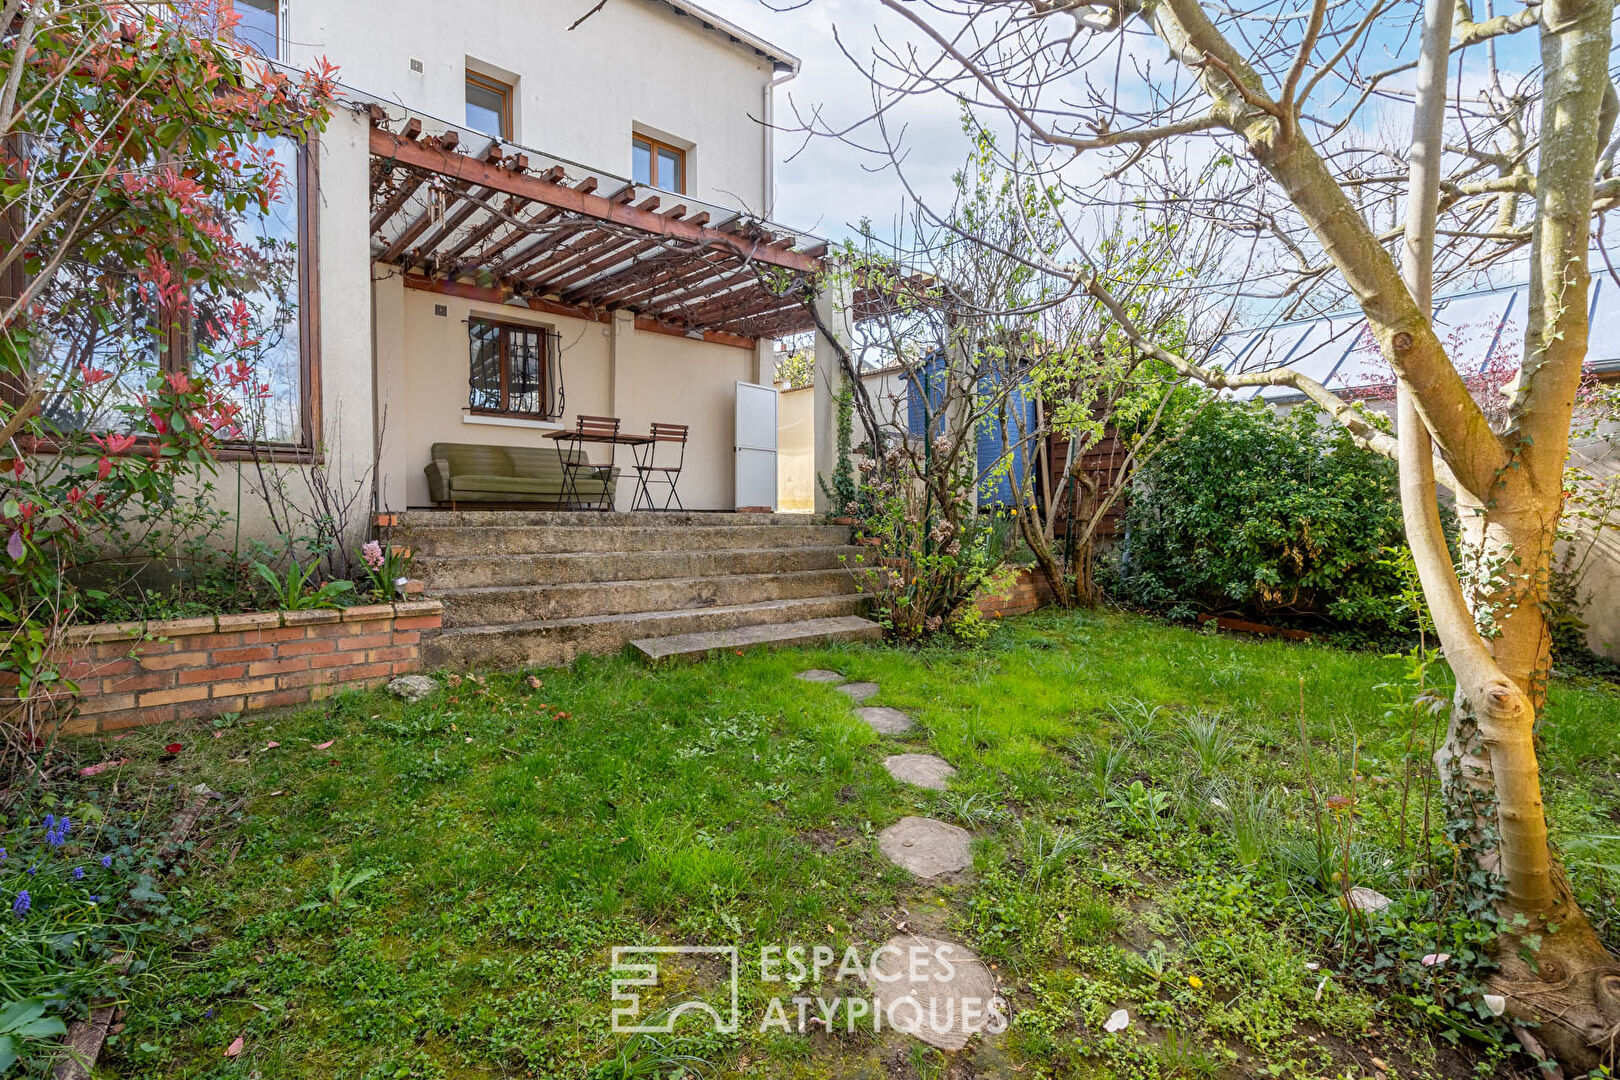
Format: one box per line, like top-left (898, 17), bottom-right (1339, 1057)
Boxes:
top-left (856, 706), bottom-right (914, 734)
top-left (884, 754), bottom-right (956, 790)
top-left (865, 934), bottom-right (1003, 1052)
top-left (836, 681), bottom-right (880, 703)
top-left (795, 669), bottom-right (844, 683)
top-left (878, 816), bottom-right (972, 879)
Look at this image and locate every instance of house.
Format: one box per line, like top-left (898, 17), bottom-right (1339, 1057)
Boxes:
top-left (148, 0), bottom-right (893, 669)
top-left (204, 0), bottom-right (877, 533)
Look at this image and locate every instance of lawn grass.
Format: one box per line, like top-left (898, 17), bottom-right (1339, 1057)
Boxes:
top-left (56, 608), bottom-right (1620, 1079)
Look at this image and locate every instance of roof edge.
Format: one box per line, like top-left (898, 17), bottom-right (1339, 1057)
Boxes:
top-left (646, 0), bottom-right (801, 73)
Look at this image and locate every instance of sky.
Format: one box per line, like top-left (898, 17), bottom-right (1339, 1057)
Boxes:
top-left (678, 0), bottom-right (1558, 329)
top-left (679, 0), bottom-right (973, 242)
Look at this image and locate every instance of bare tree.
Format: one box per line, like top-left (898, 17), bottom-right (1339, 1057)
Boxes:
top-left (781, 0), bottom-right (1620, 1064)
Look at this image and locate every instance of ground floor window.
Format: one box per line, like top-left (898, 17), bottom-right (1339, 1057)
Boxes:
top-left (468, 318), bottom-right (563, 420)
top-left (32, 133), bottom-right (316, 449)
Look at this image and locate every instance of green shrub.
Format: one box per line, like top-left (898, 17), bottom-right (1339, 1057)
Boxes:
top-left (1106, 399), bottom-right (1427, 636)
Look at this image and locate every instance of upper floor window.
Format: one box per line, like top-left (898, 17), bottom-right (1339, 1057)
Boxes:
top-left (632, 135), bottom-right (685, 194)
top-left (465, 72), bottom-right (513, 140)
top-left (230, 0), bottom-right (279, 59)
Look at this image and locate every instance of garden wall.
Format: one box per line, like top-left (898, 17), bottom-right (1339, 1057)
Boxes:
top-left (40, 601), bottom-right (443, 735)
top-left (977, 567), bottom-right (1056, 618)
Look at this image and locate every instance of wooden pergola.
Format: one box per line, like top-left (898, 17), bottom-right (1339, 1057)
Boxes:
top-left (367, 106), bottom-right (848, 348)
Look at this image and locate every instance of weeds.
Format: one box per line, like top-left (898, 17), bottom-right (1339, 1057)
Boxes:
top-left (1179, 711), bottom-right (1242, 775)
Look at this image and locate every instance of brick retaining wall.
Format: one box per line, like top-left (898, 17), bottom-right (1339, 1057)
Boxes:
top-left (976, 567), bottom-right (1056, 618)
top-left (44, 601), bottom-right (443, 734)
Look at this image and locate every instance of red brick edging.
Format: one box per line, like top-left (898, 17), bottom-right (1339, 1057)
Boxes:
top-left (45, 601), bottom-right (443, 734)
top-left (977, 567), bottom-right (1056, 618)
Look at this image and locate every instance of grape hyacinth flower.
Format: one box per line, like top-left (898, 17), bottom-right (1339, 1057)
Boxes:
top-left (101, 855), bottom-right (112, 869)
top-left (45, 815), bottom-right (70, 847)
top-left (73, 866), bottom-right (85, 880)
top-left (12, 890), bottom-right (29, 917)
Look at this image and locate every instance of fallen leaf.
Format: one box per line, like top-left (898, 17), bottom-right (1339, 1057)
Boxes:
top-left (164, 743), bottom-right (183, 754)
top-left (264, 741), bottom-right (279, 749)
top-left (212, 731), bottom-right (223, 739)
top-left (1103, 1009), bottom-right (1130, 1033)
top-left (225, 1036), bottom-right (243, 1058)
top-left (312, 740), bottom-right (334, 750)
top-left (526, 675), bottom-right (542, 689)
top-left (79, 758), bottom-right (129, 777)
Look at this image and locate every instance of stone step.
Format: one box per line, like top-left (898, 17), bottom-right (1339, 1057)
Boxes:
top-left (631, 615), bottom-right (883, 663)
top-left (398, 522), bottom-right (853, 557)
top-left (414, 544), bottom-right (864, 590)
top-left (423, 594), bottom-right (868, 672)
top-left (395, 509), bottom-right (822, 528)
top-left (435, 568), bottom-right (859, 627)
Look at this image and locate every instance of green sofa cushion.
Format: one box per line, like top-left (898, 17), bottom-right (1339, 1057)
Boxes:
top-left (450, 471), bottom-right (614, 496)
top-left (428, 441), bottom-right (617, 504)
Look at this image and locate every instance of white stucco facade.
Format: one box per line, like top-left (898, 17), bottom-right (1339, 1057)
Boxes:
top-left (280, 0), bottom-right (788, 215)
top-left (204, 0), bottom-right (811, 522)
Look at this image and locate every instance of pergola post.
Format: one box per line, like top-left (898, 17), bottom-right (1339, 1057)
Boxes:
top-left (812, 266), bottom-right (854, 515)
top-left (609, 309), bottom-right (637, 510)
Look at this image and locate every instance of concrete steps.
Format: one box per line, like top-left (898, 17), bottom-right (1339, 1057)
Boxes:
top-left (396, 511), bottom-right (880, 672)
top-left (436, 568), bottom-right (859, 628)
top-left (632, 616), bottom-right (883, 663)
top-left (414, 544), bottom-right (863, 590)
top-left (424, 594), bottom-right (871, 671)
top-left (401, 522), bottom-right (854, 557)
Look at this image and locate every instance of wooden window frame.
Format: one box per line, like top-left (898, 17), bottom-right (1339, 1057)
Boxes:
top-left (465, 71), bottom-right (514, 141)
top-left (633, 134), bottom-right (686, 194)
top-left (225, 0), bottom-right (280, 60)
top-left (467, 316), bottom-right (558, 421)
top-left (18, 140), bottom-right (321, 461)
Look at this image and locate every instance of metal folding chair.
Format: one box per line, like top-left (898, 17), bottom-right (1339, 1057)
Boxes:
top-left (632, 422), bottom-right (688, 511)
top-left (558, 414), bottom-right (621, 511)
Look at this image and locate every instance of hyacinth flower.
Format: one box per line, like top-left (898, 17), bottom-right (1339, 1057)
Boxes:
top-left (43, 815), bottom-right (71, 847)
top-left (12, 890), bottom-right (30, 917)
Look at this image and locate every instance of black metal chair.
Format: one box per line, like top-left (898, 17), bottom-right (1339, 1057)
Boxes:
top-left (632, 422), bottom-right (689, 511)
top-left (558, 414), bottom-right (621, 511)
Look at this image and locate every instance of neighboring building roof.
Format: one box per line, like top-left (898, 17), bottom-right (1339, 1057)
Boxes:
top-left (1210, 279), bottom-right (1620, 402)
top-left (646, 0), bottom-right (801, 73)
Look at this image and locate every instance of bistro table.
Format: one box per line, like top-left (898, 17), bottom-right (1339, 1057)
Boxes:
top-left (545, 426), bottom-right (652, 511)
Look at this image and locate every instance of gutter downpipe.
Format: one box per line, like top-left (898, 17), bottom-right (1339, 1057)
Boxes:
top-left (763, 62), bottom-right (798, 220)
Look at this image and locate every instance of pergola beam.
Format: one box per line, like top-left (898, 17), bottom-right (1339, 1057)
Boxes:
top-left (370, 124), bottom-right (820, 273)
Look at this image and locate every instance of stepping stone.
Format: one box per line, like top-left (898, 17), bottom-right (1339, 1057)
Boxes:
top-left (857, 706), bottom-right (914, 734)
top-left (865, 934), bottom-right (1003, 1052)
top-left (795, 669), bottom-right (845, 683)
top-left (878, 816), bottom-right (972, 879)
top-left (836, 681), bottom-right (880, 703)
top-left (884, 754), bottom-right (956, 790)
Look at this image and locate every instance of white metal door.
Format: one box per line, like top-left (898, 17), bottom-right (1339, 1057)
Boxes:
top-left (734, 381), bottom-right (778, 512)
